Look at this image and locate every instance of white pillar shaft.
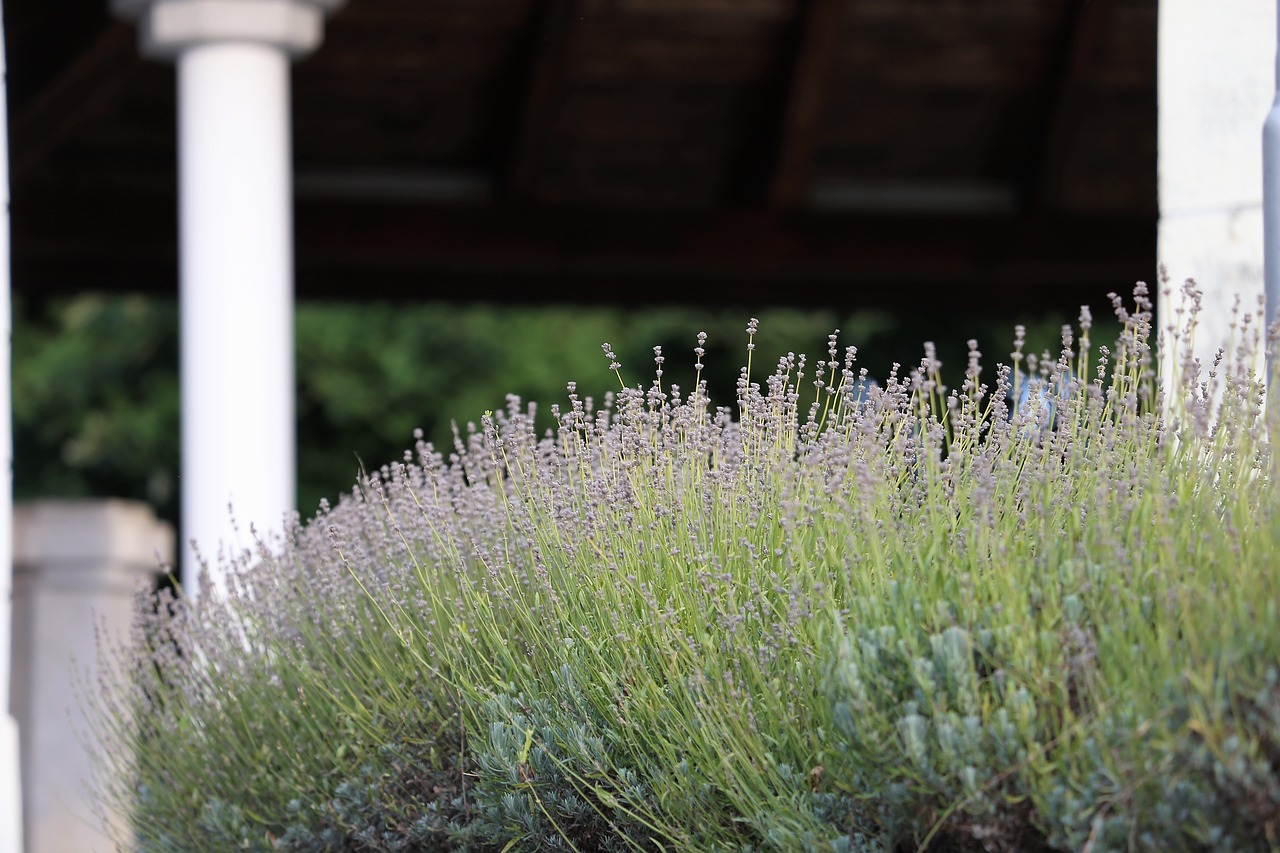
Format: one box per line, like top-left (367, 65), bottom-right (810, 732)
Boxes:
top-left (1265, 5), bottom-right (1280, 360)
top-left (0, 1), bottom-right (21, 849)
top-left (1158, 0), bottom-right (1275, 402)
top-left (179, 42), bottom-right (295, 594)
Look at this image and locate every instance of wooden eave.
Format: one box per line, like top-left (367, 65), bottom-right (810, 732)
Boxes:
top-left (4, 0), bottom-right (1157, 312)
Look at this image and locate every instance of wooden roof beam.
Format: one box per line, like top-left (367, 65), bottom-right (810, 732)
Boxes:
top-left (1023, 0), bottom-right (1116, 213)
top-left (11, 188), bottom-right (1154, 310)
top-left (10, 23), bottom-right (139, 180)
top-left (505, 0), bottom-right (578, 201)
top-left (770, 0), bottom-right (847, 210)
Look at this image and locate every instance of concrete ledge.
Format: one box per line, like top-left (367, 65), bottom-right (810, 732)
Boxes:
top-left (14, 500), bottom-right (173, 569)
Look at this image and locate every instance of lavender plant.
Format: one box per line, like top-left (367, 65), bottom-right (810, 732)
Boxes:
top-left (92, 281), bottom-right (1280, 852)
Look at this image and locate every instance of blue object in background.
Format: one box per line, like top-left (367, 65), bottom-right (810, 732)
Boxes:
top-left (1011, 369), bottom-right (1075, 433)
top-left (850, 376), bottom-right (878, 405)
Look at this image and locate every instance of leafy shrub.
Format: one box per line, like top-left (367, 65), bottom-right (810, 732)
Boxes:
top-left (93, 281), bottom-right (1280, 851)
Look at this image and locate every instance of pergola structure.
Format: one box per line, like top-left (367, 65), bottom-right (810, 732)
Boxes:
top-left (8, 0), bottom-right (1156, 307)
top-left (9, 0), bottom-right (1280, 849)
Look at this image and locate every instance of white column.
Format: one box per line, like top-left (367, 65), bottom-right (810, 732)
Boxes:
top-left (1265, 4), bottom-right (1280, 380)
top-left (114, 0), bottom-right (344, 597)
top-left (178, 41), bottom-right (295, 595)
top-left (1158, 0), bottom-right (1276, 399)
top-left (0, 1), bottom-right (20, 848)
top-left (10, 501), bottom-right (172, 853)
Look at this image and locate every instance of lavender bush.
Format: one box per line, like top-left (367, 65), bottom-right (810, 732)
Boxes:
top-left (92, 281), bottom-right (1280, 851)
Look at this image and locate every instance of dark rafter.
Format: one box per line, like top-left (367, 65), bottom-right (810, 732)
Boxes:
top-left (770, 0), bottom-right (847, 209)
top-left (12, 188), bottom-right (1153, 310)
top-left (1023, 0), bottom-right (1116, 212)
top-left (506, 0), bottom-right (578, 201)
top-left (10, 23), bottom-right (138, 179)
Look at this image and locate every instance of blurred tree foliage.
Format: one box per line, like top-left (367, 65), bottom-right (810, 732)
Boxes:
top-left (13, 295), bottom-right (181, 513)
top-left (13, 293), bottom-right (1093, 529)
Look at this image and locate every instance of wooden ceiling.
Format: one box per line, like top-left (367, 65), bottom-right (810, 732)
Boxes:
top-left (5, 0), bottom-right (1156, 312)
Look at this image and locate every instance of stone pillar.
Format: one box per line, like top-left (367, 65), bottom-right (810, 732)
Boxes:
top-left (0, 5), bottom-right (17, 850)
top-left (112, 0), bottom-right (344, 597)
top-left (1158, 0), bottom-right (1276, 399)
top-left (9, 500), bottom-right (173, 853)
top-left (1265, 3), bottom-right (1280, 382)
